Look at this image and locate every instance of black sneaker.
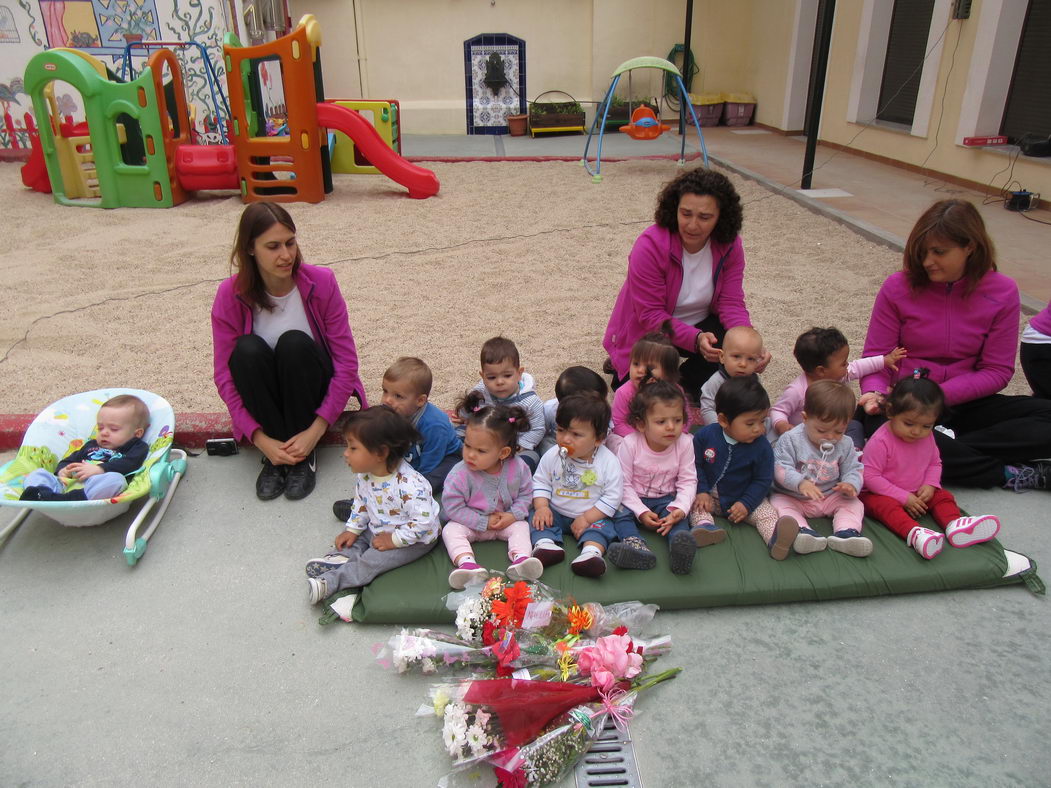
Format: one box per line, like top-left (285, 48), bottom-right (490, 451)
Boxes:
top-left (1004, 461), bottom-right (1051, 492)
top-left (285, 451), bottom-right (317, 500)
top-left (332, 499), bottom-right (355, 521)
top-left (256, 459), bottom-right (288, 501)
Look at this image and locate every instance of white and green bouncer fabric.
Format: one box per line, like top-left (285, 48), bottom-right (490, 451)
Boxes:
top-left (0, 388), bottom-right (187, 564)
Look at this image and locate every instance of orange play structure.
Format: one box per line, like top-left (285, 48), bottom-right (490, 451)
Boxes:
top-left (619, 105), bottom-right (671, 141)
top-left (22, 15), bottom-right (439, 207)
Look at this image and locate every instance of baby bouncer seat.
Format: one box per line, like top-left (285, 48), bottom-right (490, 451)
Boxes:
top-left (0, 388), bottom-right (187, 565)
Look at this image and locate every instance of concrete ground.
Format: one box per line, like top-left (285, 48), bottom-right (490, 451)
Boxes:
top-left (3, 130), bottom-right (1049, 786)
top-left (1, 448), bottom-right (1047, 787)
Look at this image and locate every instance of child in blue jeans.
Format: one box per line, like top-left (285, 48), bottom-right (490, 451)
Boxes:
top-left (530, 392), bottom-right (623, 578)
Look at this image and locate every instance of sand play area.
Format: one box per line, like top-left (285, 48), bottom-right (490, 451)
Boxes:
top-left (0, 159), bottom-right (1030, 421)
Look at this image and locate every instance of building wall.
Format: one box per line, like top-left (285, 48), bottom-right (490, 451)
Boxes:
top-left (819, 0), bottom-right (1051, 200)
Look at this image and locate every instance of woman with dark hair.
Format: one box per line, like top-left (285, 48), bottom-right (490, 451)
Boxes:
top-left (212, 202), bottom-right (367, 501)
top-left (861, 199), bottom-right (1051, 490)
top-left (603, 168), bottom-right (766, 397)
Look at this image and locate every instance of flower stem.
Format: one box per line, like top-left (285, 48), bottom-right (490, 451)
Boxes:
top-left (631, 667), bottom-right (682, 693)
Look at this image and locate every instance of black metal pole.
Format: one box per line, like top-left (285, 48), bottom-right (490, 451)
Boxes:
top-left (801, 0), bottom-right (835, 189)
top-left (679, 0), bottom-right (694, 136)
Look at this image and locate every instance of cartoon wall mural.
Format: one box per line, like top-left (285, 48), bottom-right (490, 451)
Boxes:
top-left (1, 0), bottom-right (234, 148)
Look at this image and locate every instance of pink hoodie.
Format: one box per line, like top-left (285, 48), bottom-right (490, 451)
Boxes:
top-left (860, 271), bottom-right (1019, 406)
top-left (603, 225), bottom-right (751, 379)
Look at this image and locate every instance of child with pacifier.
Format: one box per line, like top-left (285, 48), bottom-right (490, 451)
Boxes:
top-left (21, 394), bottom-right (150, 502)
top-left (611, 332), bottom-right (683, 437)
top-left (530, 392), bottom-right (624, 578)
top-left (770, 326), bottom-right (905, 443)
top-left (860, 370), bottom-right (1001, 559)
top-left (305, 406), bottom-right (439, 606)
top-left (690, 376), bottom-right (800, 560)
top-left (698, 326), bottom-right (766, 425)
top-left (441, 398), bottom-right (543, 589)
top-left (609, 378), bottom-right (699, 574)
top-left (770, 380), bottom-right (871, 557)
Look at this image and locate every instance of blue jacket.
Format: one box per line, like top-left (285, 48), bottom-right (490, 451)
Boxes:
top-left (692, 424), bottom-right (773, 514)
top-left (407, 402), bottom-right (462, 474)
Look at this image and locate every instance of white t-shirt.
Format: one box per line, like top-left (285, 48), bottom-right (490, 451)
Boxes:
top-left (252, 286), bottom-right (314, 350)
top-left (672, 240), bottom-right (714, 326)
top-left (1022, 323), bottom-right (1051, 344)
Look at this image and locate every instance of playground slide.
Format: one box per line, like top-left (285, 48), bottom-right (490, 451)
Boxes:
top-left (316, 102), bottom-right (439, 199)
top-left (21, 137), bottom-right (52, 194)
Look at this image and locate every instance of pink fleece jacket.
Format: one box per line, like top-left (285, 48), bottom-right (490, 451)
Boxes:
top-left (603, 225), bottom-right (751, 379)
top-left (861, 423), bottom-right (942, 504)
top-left (211, 264), bottom-right (368, 442)
top-left (860, 271), bottom-right (1019, 406)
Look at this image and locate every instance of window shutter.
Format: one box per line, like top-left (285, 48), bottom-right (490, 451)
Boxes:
top-left (1001, 0), bottom-right (1051, 143)
top-left (876, 0), bottom-right (936, 125)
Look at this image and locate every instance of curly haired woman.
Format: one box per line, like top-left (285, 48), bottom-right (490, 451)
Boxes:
top-left (603, 168), bottom-right (767, 397)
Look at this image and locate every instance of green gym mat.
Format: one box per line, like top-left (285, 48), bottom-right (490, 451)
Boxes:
top-left (329, 515), bottom-right (1042, 625)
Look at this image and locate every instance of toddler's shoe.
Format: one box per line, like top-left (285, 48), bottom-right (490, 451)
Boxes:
top-left (570, 550), bottom-right (606, 578)
top-left (793, 527), bottom-right (827, 554)
top-left (506, 555), bottom-right (544, 582)
top-left (531, 539), bottom-right (565, 567)
top-left (307, 576), bottom-right (329, 605)
top-left (606, 536), bottom-right (657, 570)
top-left (945, 514), bottom-right (1001, 548)
top-left (305, 553), bottom-right (349, 578)
top-left (448, 562), bottom-right (490, 590)
top-left (767, 516), bottom-right (799, 561)
top-left (19, 485), bottom-right (45, 501)
top-left (669, 530), bottom-right (698, 575)
top-left (691, 522), bottom-right (727, 547)
top-left (827, 528), bottom-right (873, 557)
top-left (332, 499), bottom-right (355, 522)
top-left (907, 526), bottom-right (944, 560)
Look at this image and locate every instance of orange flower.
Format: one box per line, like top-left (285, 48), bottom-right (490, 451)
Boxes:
top-left (566, 605), bottom-right (594, 635)
top-left (491, 581), bottom-right (533, 628)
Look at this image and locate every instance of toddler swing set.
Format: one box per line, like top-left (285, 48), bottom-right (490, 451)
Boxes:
top-left (583, 56), bottom-right (709, 182)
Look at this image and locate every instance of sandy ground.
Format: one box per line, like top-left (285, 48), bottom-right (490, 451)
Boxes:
top-left (0, 160), bottom-right (1029, 419)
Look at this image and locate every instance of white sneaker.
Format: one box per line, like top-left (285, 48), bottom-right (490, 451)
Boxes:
top-left (506, 556), bottom-right (544, 581)
top-left (793, 528), bottom-right (827, 554)
top-left (945, 515), bottom-right (1001, 548)
top-left (307, 576), bottom-right (329, 605)
top-left (907, 526), bottom-right (944, 560)
top-left (448, 562), bottom-right (489, 590)
top-left (305, 553), bottom-right (349, 578)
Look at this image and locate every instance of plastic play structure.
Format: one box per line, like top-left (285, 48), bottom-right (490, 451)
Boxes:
top-left (583, 56), bottom-right (709, 182)
top-left (0, 389), bottom-right (187, 566)
top-left (19, 15), bottom-right (439, 207)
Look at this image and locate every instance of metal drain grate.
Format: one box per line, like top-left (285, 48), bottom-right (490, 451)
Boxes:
top-left (573, 718), bottom-right (643, 787)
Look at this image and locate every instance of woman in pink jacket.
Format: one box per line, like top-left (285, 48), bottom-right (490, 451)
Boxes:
top-left (211, 203), bottom-right (367, 501)
top-left (603, 169), bottom-right (765, 398)
top-left (861, 199), bottom-right (1051, 490)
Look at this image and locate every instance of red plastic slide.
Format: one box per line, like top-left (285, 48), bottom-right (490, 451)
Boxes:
top-left (316, 102), bottom-right (439, 199)
top-left (21, 135), bottom-right (52, 194)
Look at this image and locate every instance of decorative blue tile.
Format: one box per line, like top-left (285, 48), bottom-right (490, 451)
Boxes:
top-left (464, 33), bottom-right (525, 135)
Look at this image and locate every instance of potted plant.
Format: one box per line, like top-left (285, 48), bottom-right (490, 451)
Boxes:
top-left (528, 91), bottom-right (586, 135)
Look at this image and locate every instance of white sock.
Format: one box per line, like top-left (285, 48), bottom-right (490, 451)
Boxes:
top-left (574, 544), bottom-right (602, 560)
top-left (456, 555), bottom-right (477, 567)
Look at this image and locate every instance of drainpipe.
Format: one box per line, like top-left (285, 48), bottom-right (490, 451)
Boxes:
top-left (352, 0), bottom-right (370, 98)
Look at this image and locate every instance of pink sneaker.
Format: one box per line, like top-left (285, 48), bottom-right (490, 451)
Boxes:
top-left (907, 526), bottom-right (944, 560)
top-left (448, 562), bottom-right (489, 590)
top-left (945, 515), bottom-right (1001, 548)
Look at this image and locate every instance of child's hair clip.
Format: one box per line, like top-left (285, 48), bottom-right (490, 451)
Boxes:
top-left (912, 367), bottom-right (930, 380)
top-left (472, 405), bottom-right (482, 412)
top-left (507, 417), bottom-right (516, 423)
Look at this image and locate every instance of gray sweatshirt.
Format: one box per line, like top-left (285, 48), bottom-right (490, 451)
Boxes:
top-left (772, 424), bottom-right (863, 498)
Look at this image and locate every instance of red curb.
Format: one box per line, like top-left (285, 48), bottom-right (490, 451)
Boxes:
top-left (405, 152), bottom-right (703, 164)
top-left (0, 149), bottom-right (31, 163)
top-left (0, 412), bottom-right (347, 451)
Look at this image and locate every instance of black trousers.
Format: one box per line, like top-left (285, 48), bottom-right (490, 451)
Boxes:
top-left (862, 393), bottom-right (1051, 487)
top-left (610, 314), bottom-right (727, 398)
top-left (1021, 341), bottom-right (1051, 399)
top-left (228, 331), bottom-right (333, 442)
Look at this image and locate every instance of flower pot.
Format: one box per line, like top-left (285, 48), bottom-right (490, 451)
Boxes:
top-left (507, 114), bottom-right (527, 136)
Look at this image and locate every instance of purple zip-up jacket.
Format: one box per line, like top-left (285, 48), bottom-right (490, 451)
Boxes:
top-left (603, 225), bottom-right (752, 379)
top-left (860, 271), bottom-right (1019, 406)
top-left (211, 263), bottom-right (368, 442)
